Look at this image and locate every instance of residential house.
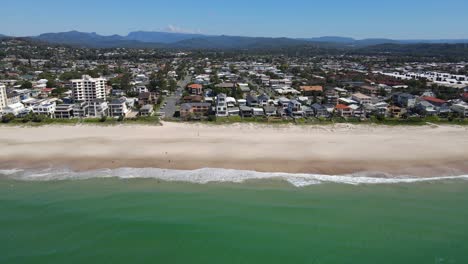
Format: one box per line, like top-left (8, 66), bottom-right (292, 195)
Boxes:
top-left (359, 85), bottom-right (378, 96)
top-left (420, 96), bottom-right (447, 107)
top-left (6, 92), bottom-right (21, 105)
top-left (54, 104), bottom-right (74, 119)
top-left (139, 105), bottom-right (154, 116)
top-left (89, 100), bottom-right (109, 117)
top-left (278, 97), bottom-right (291, 110)
top-left (335, 104), bottom-right (353, 117)
top-left (287, 100), bottom-right (303, 117)
top-left (325, 90), bottom-right (339, 105)
top-left (180, 103), bottom-right (211, 118)
top-left (416, 101), bottom-right (437, 116)
top-left (387, 105), bottom-right (403, 118)
top-left (0, 84), bottom-right (6, 111)
top-left (138, 92), bottom-right (158, 106)
top-left (246, 94), bottom-right (259, 107)
top-left (108, 98), bottom-right (130, 117)
top-left (187, 84), bottom-right (203, 95)
top-left (237, 99), bottom-right (247, 107)
top-left (393, 93), bottom-right (416, 108)
top-left (73, 102), bottom-right (89, 118)
top-left (2, 102), bottom-right (28, 116)
top-left (226, 97), bottom-right (237, 108)
top-left (300, 86), bottom-right (323, 96)
top-left (351, 93), bottom-right (372, 105)
top-left (133, 86), bottom-right (148, 93)
top-left (252, 108), bottom-right (265, 117)
top-left (451, 103), bottom-right (468, 117)
top-left (215, 83), bottom-right (236, 91)
top-left (216, 93), bottom-right (228, 117)
top-left (462, 92), bottom-right (468, 103)
top-left (311, 103), bottom-right (329, 118)
top-left (264, 105), bottom-right (278, 117)
top-left (32, 102), bottom-right (56, 117)
top-left (240, 106), bottom-right (253, 118)
top-left (227, 107), bottom-right (240, 116)
top-left (257, 94), bottom-right (270, 106)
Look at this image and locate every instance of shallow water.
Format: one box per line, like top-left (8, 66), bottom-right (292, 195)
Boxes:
top-left (1, 175), bottom-right (468, 263)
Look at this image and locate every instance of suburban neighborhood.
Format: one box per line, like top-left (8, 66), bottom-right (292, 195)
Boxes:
top-left (1, 37), bottom-right (468, 125)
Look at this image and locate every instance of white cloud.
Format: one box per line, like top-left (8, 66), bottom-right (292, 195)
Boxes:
top-left (162, 24), bottom-right (202, 34)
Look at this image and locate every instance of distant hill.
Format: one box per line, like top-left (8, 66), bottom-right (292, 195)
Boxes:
top-left (355, 43), bottom-right (468, 58)
top-left (126, 31), bottom-right (206, 44)
top-left (29, 31), bottom-right (468, 51)
top-left (171, 35), bottom-right (318, 49)
top-left (35, 31), bottom-right (164, 48)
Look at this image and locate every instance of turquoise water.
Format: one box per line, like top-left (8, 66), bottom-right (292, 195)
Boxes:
top-left (1, 178), bottom-right (468, 264)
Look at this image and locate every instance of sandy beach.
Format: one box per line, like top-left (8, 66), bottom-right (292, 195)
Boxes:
top-left (0, 123), bottom-right (467, 177)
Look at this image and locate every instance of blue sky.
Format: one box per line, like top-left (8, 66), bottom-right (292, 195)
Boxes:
top-left (2, 0), bottom-right (468, 39)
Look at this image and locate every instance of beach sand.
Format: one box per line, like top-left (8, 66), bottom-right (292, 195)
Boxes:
top-left (0, 122), bottom-right (467, 177)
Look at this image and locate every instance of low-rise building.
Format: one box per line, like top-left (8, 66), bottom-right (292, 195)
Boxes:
top-left (187, 84), bottom-right (203, 95)
top-left (138, 92), bottom-right (158, 106)
top-left (335, 104), bottom-right (353, 117)
top-left (451, 103), bottom-right (468, 117)
top-left (54, 104), bottom-right (74, 119)
top-left (73, 102), bottom-right (89, 118)
top-left (2, 102), bottom-right (28, 116)
top-left (300, 85), bottom-right (323, 96)
top-left (139, 105), bottom-right (154, 116)
top-left (216, 93), bottom-right (228, 117)
top-left (0, 84), bottom-right (7, 111)
top-left (351, 93), bottom-right (372, 105)
top-left (180, 103), bottom-right (211, 118)
top-left (89, 100), bottom-right (109, 117)
top-left (108, 98), bottom-right (130, 117)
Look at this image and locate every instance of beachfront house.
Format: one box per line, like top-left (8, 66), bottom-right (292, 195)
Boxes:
top-left (216, 93), bottom-right (228, 117)
top-left (54, 104), bottom-right (74, 119)
top-left (240, 106), bottom-right (253, 118)
top-left (180, 103), bottom-right (211, 119)
top-left (246, 94), bottom-right (259, 107)
top-left (335, 104), bottom-right (353, 117)
top-left (287, 100), bottom-right (303, 117)
top-left (311, 103), bottom-right (329, 118)
top-left (139, 105), bottom-right (154, 117)
top-left (108, 98), bottom-right (130, 118)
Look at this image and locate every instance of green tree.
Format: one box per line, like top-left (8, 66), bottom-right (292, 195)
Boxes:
top-left (1, 113), bottom-right (16, 123)
top-left (169, 79), bottom-right (177, 92)
top-left (21, 81), bottom-right (33, 89)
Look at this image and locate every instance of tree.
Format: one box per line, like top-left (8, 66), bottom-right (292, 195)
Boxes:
top-left (51, 87), bottom-right (68, 97)
top-left (46, 79), bottom-right (57, 88)
top-left (60, 71), bottom-right (82, 81)
top-left (168, 79), bottom-right (177, 92)
top-left (119, 73), bottom-right (132, 90)
top-left (1, 113), bottom-right (16, 123)
top-left (21, 81), bottom-right (33, 89)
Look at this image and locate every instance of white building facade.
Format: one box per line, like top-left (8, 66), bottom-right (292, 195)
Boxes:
top-left (71, 75), bottom-right (107, 102)
top-left (0, 84), bottom-right (7, 111)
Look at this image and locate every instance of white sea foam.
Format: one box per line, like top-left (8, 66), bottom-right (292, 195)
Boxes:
top-left (1, 167), bottom-right (468, 187)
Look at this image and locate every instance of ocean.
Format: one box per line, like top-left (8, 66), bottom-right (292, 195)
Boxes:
top-left (1, 168), bottom-right (468, 264)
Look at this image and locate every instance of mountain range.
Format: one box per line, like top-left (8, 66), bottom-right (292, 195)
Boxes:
top-left (2, 31), bottom-right (468, 50)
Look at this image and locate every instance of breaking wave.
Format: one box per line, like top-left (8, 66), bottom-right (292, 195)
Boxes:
top-left (1, 167), bottom-right (468, 187)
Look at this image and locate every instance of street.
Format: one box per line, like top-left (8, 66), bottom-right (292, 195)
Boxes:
top-left (160, 74), bottom-right (191, 118)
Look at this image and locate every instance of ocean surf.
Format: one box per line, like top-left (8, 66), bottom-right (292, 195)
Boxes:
top-left (1, 167), bottom-right (468, 187)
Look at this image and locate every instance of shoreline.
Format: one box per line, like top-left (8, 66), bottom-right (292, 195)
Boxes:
top-left (1, 123), bottom-right (467, 177)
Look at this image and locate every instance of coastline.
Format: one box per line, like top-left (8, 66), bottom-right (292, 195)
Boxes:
top-left (1, 122), bottom-right (467, 177)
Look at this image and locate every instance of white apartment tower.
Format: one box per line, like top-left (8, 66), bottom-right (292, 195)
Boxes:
top-left (0, 84), bottom-right (7, 111)
top-left (71, 75), bottom-right (107, 102)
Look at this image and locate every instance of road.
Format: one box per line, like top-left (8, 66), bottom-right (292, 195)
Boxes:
top-left (160, 74), bottom-right (191, 118)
